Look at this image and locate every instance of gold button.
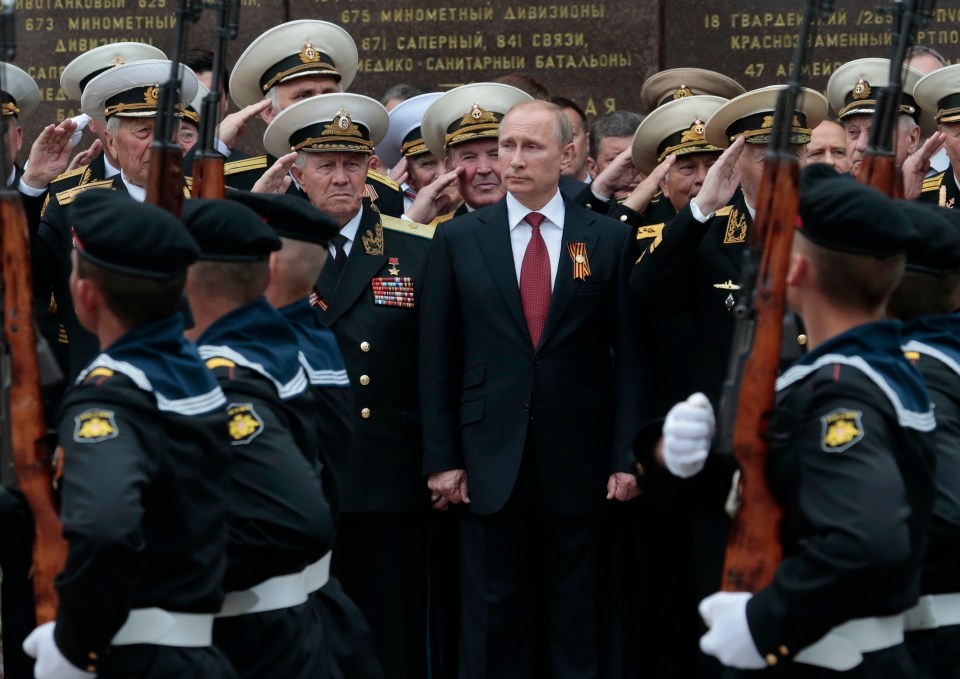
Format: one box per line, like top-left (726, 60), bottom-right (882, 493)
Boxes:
top-left (797, 334), bottom-right (808, 346)
top-left (89, 652), bottom-right (99, 661)
top-left (779, 645), bottom-right (790, 656)
top-left (585, 203), bottom-right (593, 209)
top-left (766, 654), bottom-right (778, 666)
top-left (360, 341), bottom-right (371, 352)
top-left (620, 214), bottom-right (628, 222)
top-left (87, 666), bottom-right (97, 672)
top-left (359, 375), bottom-right (370, 386)
top-left (361, 408), bottom-right (371, 419)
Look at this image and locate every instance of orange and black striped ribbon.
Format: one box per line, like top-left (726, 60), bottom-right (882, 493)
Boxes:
top-left (568, 242), bottom-right (591, 280)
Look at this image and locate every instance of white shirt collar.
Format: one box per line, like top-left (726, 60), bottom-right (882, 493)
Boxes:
top-left (121, 172), bottom-right (146, 202)
top-left (5, 165), bottom-right (15, 188)
top-left (506, 190), bottom-right (565, 231)
top-left (104, 155), bottom-right (120, 178)
top-left (338, 207), bottom-right (364, 244)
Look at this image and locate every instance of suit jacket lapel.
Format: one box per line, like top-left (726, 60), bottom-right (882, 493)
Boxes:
top-left (323, 207), bottom-right (387, 324)
top-left (475, 202), bottom-right (530, 342)
top-left (538, 206), bottom-right (598, 349)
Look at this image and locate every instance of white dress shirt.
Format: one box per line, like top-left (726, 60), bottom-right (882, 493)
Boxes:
top-left (327, 207), bottom-right (364, 260)
top-left (104, 154), bottom-right (120, 178)
top-left (506, 190), bottom-right (565, 289)
top-left (121, 172), bottom-right (146, 202)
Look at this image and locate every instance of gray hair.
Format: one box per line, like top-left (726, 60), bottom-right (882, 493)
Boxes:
top-left (267, 85), bottom-right (281, 116)
top-left (105, 115), bottom-right (121, 136)
top-left (380, 83), bottom-right (424, 107)
top-left (899, 114), bottom-right (919, 135)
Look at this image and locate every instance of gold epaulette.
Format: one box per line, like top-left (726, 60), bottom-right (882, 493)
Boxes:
top-left (922, 171), bottom-right (945, 193)
top-left (183, 177), bottom-right (193, 197)
top-left (715, 205), bottom-right (735, 217)
top-left (55, 179), bottom-right (115, 206)
top-left (428, 210), bottom-right (458, 227)
top-left (84, 367), bottom-right (115, 382)
top-left (224, 155), bottom-right (268, 176)
top-left (650, 191), bottom-right (662, 205)
top-left (636, 223), bottom-right (664, 240)
top-left (381, 214), bottom-right (435, 240)
top-left (205, 357), bottom-right (236, 370)
top-left (367, 169), bottom-right (399, 191)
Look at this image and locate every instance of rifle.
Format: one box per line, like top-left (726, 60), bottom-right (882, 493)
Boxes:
top-left (858, 0), bottom-right (936, 197)
top-left (191, 0), bottom-right (241, 199)
top-left (0, 1), bottom-right (67, 624)
top-left (145, 0), bottom-right (202, 214)
top-left (715, 0), bottom-right (834, 594)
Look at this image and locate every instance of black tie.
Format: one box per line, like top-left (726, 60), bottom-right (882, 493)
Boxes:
top-left (331, 234), bottom-right (348, 271)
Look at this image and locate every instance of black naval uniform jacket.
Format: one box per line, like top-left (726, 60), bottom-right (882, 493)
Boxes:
top-left (629, 190), bottom-right (751, 405)
top-left (744, 322), bottom-right (936, 669)
top-left (55, 315), bottom-right (231, 674)
top-left (918, 167), bottom-right (959, 210)
top-left (280, 298), bottom-right (354, 524)
top-left (196, 298), bottom-right (333, 592)
top-left (419, 196), bottom-right (646, 516)
top-left (314, 205), bottom-right (435, 514)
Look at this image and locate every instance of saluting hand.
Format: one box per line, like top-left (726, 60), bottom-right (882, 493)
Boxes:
top-left (404, 167), bottom-right (462, 224)
top-left (65, 139), bottom-right (102, 174)
top-left (252, 151), bottom-right (297, 194)
top-left (621, 154), bottom-right (676, 214)
top-left (216, 99), bottom-right (273, 150)
top-left (589, 147), bottom-right (642, 200)
top-left (388, 156), bottom-right (409, 185)
top-left (692, 135), bottom-right (745, 216)
top-left (901, 131), bottom-right (945, 201)
top-left (22, 119), bottom-right (79, 190)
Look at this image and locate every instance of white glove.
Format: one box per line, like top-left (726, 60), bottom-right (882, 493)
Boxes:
top-left (69, 114), bottom-right (91, 149)
top-left (662, 392), bottom-right (715, 478)
top-left (699, 591), bottom-right (766, 670)
top-left (23, 621), bottom-right (97, 679)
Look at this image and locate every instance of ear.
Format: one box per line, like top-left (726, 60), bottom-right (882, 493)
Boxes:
top-left (660, 175), bottom-right (671, 198)
top-left (267, 251), bottom-right (281, 281)
top-left (14, 125), bottom-right (23, 154)
top-left (368, 154), bottom-right (382, 171)
top-left (906, 124), bottom-right (921, 154)
top-left (585, 156), bottom-right (599, 177)
top-left (103, 125), bottom-right (120, 159)
top-left (559, 142), bottom-right (575, 171)
top-left (260, 100), bottom-right (276, 125)
top-left (290, 162), bottom-right (304, 186)
top-left (786, 250), bottom-right (808, 288)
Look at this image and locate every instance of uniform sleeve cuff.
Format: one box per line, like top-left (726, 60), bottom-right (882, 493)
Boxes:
top-left (689, 199), bottom-right (714, 223)
top-left (214, 139), bottom-right (231, 158)
top-left (19, 178), bottom-right (47, 197)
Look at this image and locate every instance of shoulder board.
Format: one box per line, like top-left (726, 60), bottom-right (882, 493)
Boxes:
top-left (205, 357), bottom-right (237, 370)
top-left (636, 223), bottom-right (664, 240)
top-left (83, 367), bottom-right (115, 382)
top-left (183, 177), bottom-right (193, 197)
top-left (224, 155), bottom-right (268, 175)
top-left (429, 210), bottom-right (458, 227)
top-left (367, 169), bottom-right (399, 191)
top-left (921, 172), bottom-right (945, 192)
top-left (715, 206), bottom-right (734, 217)
top-left (650, 191), bottom-right (662, 205)
top-left (40, 192), bottom-right (51, 218)
top-left (381, 214), bottom-right (435, 240)
top-left (52, 164), bottom-right (88, 183)
top-left (55, 179), bottom-right (115, 206)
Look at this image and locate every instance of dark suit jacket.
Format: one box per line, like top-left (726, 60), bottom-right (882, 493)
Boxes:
top-left (315, 205), bottom-right (434, 513)
top-left (419, 196), bottom-right (646, 516)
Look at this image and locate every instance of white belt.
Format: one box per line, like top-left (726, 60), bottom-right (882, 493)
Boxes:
top-left (304, 553), bottom-right (332, 594)
top-left (794, 614), bottom-right (905, 672)
top-left (217, 552), bottom-right (332, 618)
top-left (111, 608), bottom-right (214, 647)
top-left (904, 593), bottom-right (960, 631)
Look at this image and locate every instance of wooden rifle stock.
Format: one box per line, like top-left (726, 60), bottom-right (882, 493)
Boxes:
top-left (1, 193), bottom-right (68, 624)
top-left (721, 157), bottom-right (797, 593)
top-left (859, 153), bottom-right (903, 199)
top-left (146, 141), bottom-right (186, 215)
top-left (191, 151), bottom-right (225, 199)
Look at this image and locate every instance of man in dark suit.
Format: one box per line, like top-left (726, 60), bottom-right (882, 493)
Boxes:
top-left (420, 100), bottom-right (645, 678)
top-left (263, 92), bottom-right (434, 679)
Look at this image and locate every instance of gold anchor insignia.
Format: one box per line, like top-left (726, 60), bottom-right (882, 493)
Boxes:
top-left (459, 103), bottom-right (498, 127)
top-left (471, 103), bottom-right (483, 119)
top-left (680, 119), bottom-right (706, 143)
top-left (939, 185), bottom-right (955, 209)
top-left (144, 85), bottom-right (160, 106)
top-left (320, 109), bottom-right (364, 139)
top-left (853, 77), bottom-right (871, 100)
top-left (300, 41), bottom-right (321, 64)
top-left (713, 280), bottom-right (741, 290)
top-left (674, 84), bottom-right (693, 99)
top-left (361, 221), bottom-right (384, 255)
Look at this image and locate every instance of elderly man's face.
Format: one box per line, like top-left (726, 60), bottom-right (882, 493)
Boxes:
top-left (262, 75), bottom-right (341, 123)
top-left (941, 122), bottom-right (960, 171)
top-left (587, 135), bottom-right (639, 197)
top-left (446, 138), bottom-right (502, 209)
top-left (844, 114), bottom-right (919, 178)
top-left (292, 151), bottom-right (369, 227)
top-left (661, 152), bottom-right (717, 213)
top-left (806, 120), bottom-right (850, 173)
top-left (104, 117), bottom-right (169, 188)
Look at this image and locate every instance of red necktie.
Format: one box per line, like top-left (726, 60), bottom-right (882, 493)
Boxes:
top-left (520, 212), bottom-right (551, 348)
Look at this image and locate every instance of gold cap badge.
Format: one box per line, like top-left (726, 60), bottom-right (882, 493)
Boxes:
top-left (853, 78), bottom-right (871, 101)
top-left (674, 84), bottom-right (693, 100)
top-left (300, 41), bottom-right (321, 64)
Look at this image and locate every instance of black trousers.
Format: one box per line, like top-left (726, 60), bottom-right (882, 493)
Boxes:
top-left (0, 487), bottom-right (37, 679)
top-left (213, 602), bottom-right (326, 679)
top-left (313, 577), bottom-right (385, 679)
top-left (906, 625), bottom-right (960, 678)
top-left (332, 512), bottom-right (430, 679)
top-left (458, 452), bottom-right (608, 679)
top-left (96, 645), bottom-right (237, 678)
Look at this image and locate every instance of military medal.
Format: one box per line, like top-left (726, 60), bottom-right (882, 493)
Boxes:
top-left (387, 257), bottom-right (400, 275)
top-left (372, 276), bottom-right (415, 308)
top-left (567, 242), bottom-right (591, 280)
top-left (309, 287), bottom-right (328, 311)
top-left (713, 280), bottom-right (740, 311)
